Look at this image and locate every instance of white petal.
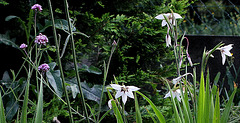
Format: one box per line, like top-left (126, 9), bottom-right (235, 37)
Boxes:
top-left (210, 54), bottom-right (214, 58)
top-left (122, 94), bottom-right (128, 105)
top-left (176, 95), bottom-right (181, 102)
top-left (166, 34), bottom-right (171, 47)
top-left (222, 44), bottom-right (233, 50)
top-left (126, 91), bottom-right (134, 99)
top-left (173, 13), bottom-right (182, 19)
top-left (108, 99), bottom-right (113, 109)
top-left (172, 78), bottom-right (181, 85)
top-left (175, 89), bottom-right (181, 94)
top-left (127, 86), bottom-right (140, 91)
top-left (162, 20), bottom-right (167, 27)
top-left (110, 84), bottom-right (122, 91)
top-left (155, 14), bottom-right (165, 20)
top-left (221, 52), bottom-right (226, 65)
top-left (172, 92), bottom-right (176, 99)
top-left (223, 50), bottom-right (232, 56)
top-left (115, 91), bottom-right (123, 99)
top-left (164, 91), bottom-right (171, 98)
top-left (171, 19), bottom-right (175, 25)
top-left (187, 54), bottom-right (193, 66)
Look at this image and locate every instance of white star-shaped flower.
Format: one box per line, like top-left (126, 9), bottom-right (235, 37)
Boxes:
top-left (164, 89), bottom-right (182, 102)
top-left (110, 84), bottom-right (140, 105)
top-left (155, 13), bottom-right (182, 27)
top-left (217, 44), bottom-right (233, 65)
top-left (155, 13), bottom-right (182, 47)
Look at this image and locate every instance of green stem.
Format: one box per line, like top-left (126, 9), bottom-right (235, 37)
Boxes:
top-left (97, 40), bottom-right (118, 122)
top-left (62, 0), bottom-right (90, 122)
top-left (33, 10), bottom-right (39, 93)
top-left (47, 0), bottom-right (74, 122)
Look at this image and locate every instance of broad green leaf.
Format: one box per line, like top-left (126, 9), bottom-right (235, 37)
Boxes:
top-left (5, 95), bottom-right (19, 121)
top-left (220, 88), bottom-right (237, 123)
top-left (46, 70), bottom-right (63, 97)
top-left (48, 62), bottom-right (56, 70)
top-left (0, 91), bottom-right (6, 123)
top-left (79, 64), bottom-right (102, 75)
top-left (44, 19), bottom-right (76, 32)
top-left (88, 65), bottom-right (102, 75)
top-left (34, 80), bottom-right (43, 123)
top-left (66, 78), bottom-right (102, 103)
top-left (137, 91), bottom-right (166, 123)
top-left (0, 33), bottom-right (18, 49)
top-left (5, 15), bottom-right (18, 21)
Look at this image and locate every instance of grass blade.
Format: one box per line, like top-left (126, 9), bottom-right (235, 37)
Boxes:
top-left (213, 89), bottom-right (220, 123)
top-left (197, 71), bottom-right (205, 123)
top-left (20, 80), bottom-right (29, 123)
top-left (204, 69), bottom-right (210, 123)
top-left (34, 79), bottom-right (43, 123)
top-left (134, 92), bottom-right (142, 123)
top-left (0, 91), bottom-right (6, 123)
top-left (136, 91), bottom-right (166, 123)
top-left (107, 89), bottom-right (123, 123)
top-left (220, 87), bottom-right (237, 123)
top-left (98, 109), bottom-right (112, 123)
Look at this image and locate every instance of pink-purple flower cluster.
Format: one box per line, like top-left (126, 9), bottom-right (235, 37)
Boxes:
top-left (20, 43), bottom-right (27, 49)
top-left (31, 4), bottom-right (43, 12)
top-left (38, 63), bottom-right (50, 72)
top-left (35, 33), bottom-right (48, 45)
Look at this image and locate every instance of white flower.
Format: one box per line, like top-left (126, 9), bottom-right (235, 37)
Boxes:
top-left (155, 13), bottom-right (182, 47)
top-left (155, 13), bottom-right (182, 27)
top-left (172, 73), bottom-right (193, 84)
top-left (164, 89), bottom-right (182, 102)
top-left (110, 84), bottom-right (140, 105)
top-left (217, 44), bottom-right (233, 65)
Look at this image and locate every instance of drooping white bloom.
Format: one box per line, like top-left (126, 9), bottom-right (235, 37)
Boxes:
top-left (155, 13), bottom-right (182, 27)
top-left (217, 44), bottom-right (233, 65)
top-left (172, 73), bottom-right (193, 85)
top-left (166, 33), bottom-right (171, 47)
top-left (164, 89), bottom-right (182, 102)
top-left (110, 84), bottom-right (140, 105)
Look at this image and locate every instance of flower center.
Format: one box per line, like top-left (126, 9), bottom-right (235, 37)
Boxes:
top-left (121, 87), bottom-right (128, 93)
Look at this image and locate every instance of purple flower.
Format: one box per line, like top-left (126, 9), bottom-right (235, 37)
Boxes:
top-left (31, 4), bottom-right (43, 12)
top-left (38, 63), bottom-right (50, 72)
top-left (35, 33), bottom-right (48, 45)
top-left (20, 43), bottom-right (27, 49)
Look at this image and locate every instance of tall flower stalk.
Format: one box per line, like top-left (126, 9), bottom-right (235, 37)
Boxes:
top-left (63, 0), bottom-right (90, 122)
top-left (96, 40), bottom-right (118, 122)
top-left (47, 0), bottom-right (74, 122)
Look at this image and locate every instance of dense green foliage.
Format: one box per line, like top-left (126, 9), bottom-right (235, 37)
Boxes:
top-left (0, 0), bottom-right (191, 122)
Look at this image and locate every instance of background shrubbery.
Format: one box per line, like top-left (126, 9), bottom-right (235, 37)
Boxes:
top-left (0, 0), bottom-right (193, 122)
